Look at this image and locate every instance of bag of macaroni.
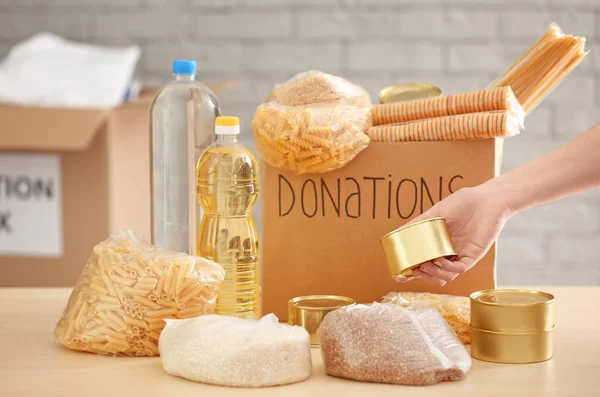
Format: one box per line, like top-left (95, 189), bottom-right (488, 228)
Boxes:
top-left (261, 139), bottom-right (502, 320)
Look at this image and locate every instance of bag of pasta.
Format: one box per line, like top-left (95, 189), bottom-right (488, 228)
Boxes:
top-left (266, 70), bottom-right (371, 107)
top-left (253, 71), bottom-right (371, 175)
top-left (318, 303), bottom-right (471, 386)
top-left (382, 292), bottom-right (471, 344)
top-left (253, 103), bottom-right (370, 174)
top-left (54, 230), bottom-right (225, 356)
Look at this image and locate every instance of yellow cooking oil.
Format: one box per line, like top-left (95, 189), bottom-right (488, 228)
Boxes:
top-left (196, 116), bottom-right (260, 319)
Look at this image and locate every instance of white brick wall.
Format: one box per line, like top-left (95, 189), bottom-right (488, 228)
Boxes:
top-left (449, 44), bottom-right (528, 72)
top-left (0, 12), bottom-right (92, 41)
top-left (0, 0), bottom-right (599, 286)
top-left (499, 11), bottom-right (595, 39)
top-left (348, 42), bottom-right (443, 71)
top-left (190, 12), bottom-right (293, 39)
top-left (94, 12), bottom-right (188, 40)
top-left (244, 42), bottom-right (343, 73)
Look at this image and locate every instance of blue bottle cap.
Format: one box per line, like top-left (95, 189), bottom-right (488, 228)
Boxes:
top-left (172, 60), bottom-right (196, 75)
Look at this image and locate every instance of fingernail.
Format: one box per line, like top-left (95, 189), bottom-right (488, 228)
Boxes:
top-left (433, 260), bottom-right (443, 268)
top-left (420, 266), bottom-right (431, 274)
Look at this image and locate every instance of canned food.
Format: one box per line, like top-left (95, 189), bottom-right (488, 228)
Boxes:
top-left (470, 326), bottom-right (554, 364)
top-left (470, 289), bottom-right (554, 332)
top-left (378, 83), bottom-right (442, 104)
top-left (288, 295), bottom-right (356, 347)
top-left (380, 218), bottom-right (456, 279)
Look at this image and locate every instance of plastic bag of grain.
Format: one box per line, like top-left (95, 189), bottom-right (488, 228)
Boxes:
top-left (382, 291), bottom-right (471, 344)
top-left (266, 70), bottom-right (371, 107)
top-left (159, 314), bottom-right (312, 387)
top-left (54, 230), bottom-right (225, 356)
top-left (318, 303), bottom-right (471, 386)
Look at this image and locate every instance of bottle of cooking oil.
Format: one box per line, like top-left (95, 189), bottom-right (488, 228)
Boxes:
top-left (196, 116), bottom-right (260, 319)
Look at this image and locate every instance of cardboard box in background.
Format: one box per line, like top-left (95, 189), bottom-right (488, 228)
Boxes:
top-left (261, 139), bottom-right (503, 320)
top-left (0, 82), bottom-right (236, 287)
top-left (0, 94), bottom-right (153, 286)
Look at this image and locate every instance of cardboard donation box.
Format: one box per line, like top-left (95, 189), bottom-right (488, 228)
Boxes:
top-left (262, 139), bottom-right (503, 320)
top-left (0, 95), bottom-right (153, 287)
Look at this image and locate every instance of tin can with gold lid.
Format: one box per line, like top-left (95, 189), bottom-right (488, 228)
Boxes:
top-left (380, 218), bottom-right (456, 279)
top-left (378, 83), bottom-right (442, 104)
top-left (470, 289), bottom-right (555, 364)
top-left (470, 289), bottom-right (554, 332)
top-left (288, 295), bottom-right (356, 347)
top-left (470, 326), bottom-right (554, 364)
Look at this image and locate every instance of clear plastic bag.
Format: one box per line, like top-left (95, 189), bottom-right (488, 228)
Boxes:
top-left (159, 314), bottom-right (312, 387)
top-left (382, 292), bottom-right (471, 344)
top-left (367, 110), bottom-right (521, 142)
top-left (489, 23), bottom-right (587, 114)
top-left (318, 303), bottom-right (471, 386)
top-left (54, 230), bottom-right (225, 356)
top-left (266, 70), bottom-right (371, 107)
top-left (252, 102), bottom-right (370, 174)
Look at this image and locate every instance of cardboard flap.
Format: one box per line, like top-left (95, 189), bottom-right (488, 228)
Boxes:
top-left (0, 106), bottom-right (110, 151)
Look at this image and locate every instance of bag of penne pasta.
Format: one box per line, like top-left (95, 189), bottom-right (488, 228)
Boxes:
top-left (54, 230), bottom-right (225, 356)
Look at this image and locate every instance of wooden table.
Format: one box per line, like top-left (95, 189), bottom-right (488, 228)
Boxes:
top-left (1, 287), bottom-right (599, 397)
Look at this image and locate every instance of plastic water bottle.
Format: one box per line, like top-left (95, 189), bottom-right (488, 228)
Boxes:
top-left (150, 60), bottom-right (220, 255)
top-left (196, 116), bottom-right (260, 319)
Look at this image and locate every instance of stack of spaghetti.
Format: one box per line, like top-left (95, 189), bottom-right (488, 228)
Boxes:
top-left (368, 24), bottom-right (587, 142)
top-left (489, 23), bottom-right (587, 113)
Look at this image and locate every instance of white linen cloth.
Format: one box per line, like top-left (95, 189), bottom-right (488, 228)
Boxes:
top-left (0, 32), bottom-right (140, 108)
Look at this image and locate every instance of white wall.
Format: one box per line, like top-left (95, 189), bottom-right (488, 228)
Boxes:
top-left (1, 0), bottom-right (598, 285)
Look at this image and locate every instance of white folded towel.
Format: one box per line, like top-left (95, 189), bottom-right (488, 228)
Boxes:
top-left (0, 32), bottom-right (140, 108)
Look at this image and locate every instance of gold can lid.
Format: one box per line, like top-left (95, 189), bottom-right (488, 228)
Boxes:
top-left (288, 295), bottom-right (356, 310)
top-left (378, 83), bottom-right (442, 104)
top-left (380, 217), bottom-right (445, 240)
top-left (471, 289), bottom-right (554, 306)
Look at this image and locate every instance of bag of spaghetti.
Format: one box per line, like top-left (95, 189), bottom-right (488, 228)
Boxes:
top-left (252, 71), bottom-right (371, 175)
top-left (54, 230), bottom-right (225, 356)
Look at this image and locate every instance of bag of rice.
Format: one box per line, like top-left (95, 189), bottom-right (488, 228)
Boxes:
top-left (318, 303), bottom-right (471, 386)
top-left (159, 314), bottom-right (312, 387)
top-left (54, 230), bottom-right (225, 356)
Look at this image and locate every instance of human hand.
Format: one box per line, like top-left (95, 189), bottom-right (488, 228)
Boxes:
top-left (396, 184), bottom-right (513, 286)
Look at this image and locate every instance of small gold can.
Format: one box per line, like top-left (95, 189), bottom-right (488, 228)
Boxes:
top-left (378, 83), bottom-right (442, 104)
top-left (470, 289), bottom-right (554, 332)
top-left (288, 295), bottom-right (356, 347)
top-left (380, 218), bottom-right (456, 279)
top-left (470, 326), bottom-right (554, 364)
